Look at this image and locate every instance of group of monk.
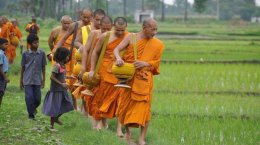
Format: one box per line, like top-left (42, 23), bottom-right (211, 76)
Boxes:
top-left (2, 6), bottom-right (164, 145)
top-left (0, 16), bottom-right (39, 64)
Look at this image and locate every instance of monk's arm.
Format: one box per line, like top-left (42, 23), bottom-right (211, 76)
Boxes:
top-left (113, 34), bottom-right (131, 60)
top-left (147, 46), bottom-right (164, 75)
top-left (74, 30), bottom-right (83, 49)
top-left (48, 30), bottom-right (56, 51)
top-left (90, 34), bottom-right (105, 72)
top-left (55, 23), bottom-right (75, 51)
top-left (81, 31), bottom-right (94, 73)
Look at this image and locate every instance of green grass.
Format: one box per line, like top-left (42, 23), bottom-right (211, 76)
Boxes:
top-left (155, 64), bottom-right (260, 93)
top-left (162, 39), bottom-right (260, 61)
top-left (0, 21), bottom-right (259, 144)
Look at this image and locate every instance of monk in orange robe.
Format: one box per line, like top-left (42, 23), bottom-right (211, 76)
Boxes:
top-left (11, 18), bottom-right (23, 54)
top-left (0, 16), bottom-right (16, 64)
top-left (72, 9), bottom-right (105, 114)
top-left (48, 15), bottom-right (76, 93)
top-left (25, 16), bottom-right (39, 49)
top-left (114, 18), bottom-right (164, 145)
top-left (88, 17), bottom-right (129, 135)
top-left (81, 16), bottom-right (113, 129)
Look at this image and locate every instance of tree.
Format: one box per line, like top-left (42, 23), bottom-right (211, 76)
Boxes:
top-left (194, 0), bottom-right (208, 13)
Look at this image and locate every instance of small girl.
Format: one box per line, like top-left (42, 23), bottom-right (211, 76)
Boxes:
top-left (42, 47), bottom-right (74, 129)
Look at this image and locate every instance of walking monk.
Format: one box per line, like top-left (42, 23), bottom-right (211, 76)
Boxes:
top-left (0, 16), bottom-right (16, 64)
top-left (55, 8), bottom-right (93, 110)
top-left (48, 15), bottom-right (75, 93)
top-left (88, 17), bottom-right (128, 134)
top-left (72, 9), bottom-right (106, 114)
top-left (79, 16), bottom-right (113, 129)
top-left (11, 18), bottom-right (23, 54)
top-left (114, 18), bottom-right (164, 145)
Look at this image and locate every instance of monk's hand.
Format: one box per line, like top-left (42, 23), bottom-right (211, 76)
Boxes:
top-left (115, 58), bottom-right (124, 66)
top-left (77, 70), bottom-right (84, 81)
top-left (88, 71), bottom-right (94, 80)
top-left (79, 45), bottom-right (85, 53)
top-left (134, 60), bottom-right (149, 69)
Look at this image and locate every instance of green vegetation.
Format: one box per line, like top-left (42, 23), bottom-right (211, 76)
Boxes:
top-left (0, 21), bottom-right (259, 144)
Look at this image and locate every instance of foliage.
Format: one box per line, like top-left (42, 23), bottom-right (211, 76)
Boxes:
top-left (194, 0), bottom-right (208, 13)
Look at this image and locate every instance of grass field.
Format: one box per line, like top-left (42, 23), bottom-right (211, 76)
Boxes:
top-left (0, 20), bottom-right (259, 145)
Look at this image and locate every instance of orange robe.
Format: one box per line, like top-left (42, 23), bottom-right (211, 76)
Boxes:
top-left (81, 38), bottom-right (100, 114)
top-left (91, 32), bottom-right (129, 120)
top-left (51, 29), bottom-right (77, 90)
top-left (117, 37), bottom-right (164, 127)
top-left (13, 26), bottom-right (22, 41)
top-left (0, 22), bottom-right (16, 63)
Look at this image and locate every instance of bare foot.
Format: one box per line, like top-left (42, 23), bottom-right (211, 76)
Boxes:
top-left (138, 140), bottom-right (146, 145)
top-left (125, 132), bottom-right (131, 144)
top-left (116, 128), bottom-right (124, 138)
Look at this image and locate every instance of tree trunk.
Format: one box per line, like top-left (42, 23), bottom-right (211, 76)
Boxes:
top-left (106, 0), bottom-right (109, 15)
top-left (142, 0), bottom-right (144, 11)
top-left (123, 0), bottom-right (126, 17)
top-left (39, 0), bottom-right (45, 19)
top-left (161, 0), bottom-right (165, 21)
top-left (184, 0), bottom-right (188, 21)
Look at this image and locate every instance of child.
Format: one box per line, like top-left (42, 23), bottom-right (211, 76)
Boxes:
top-left (20, 34), bottom-right (46, 119)
top-left (42, 47), bottom-right (74, 129)
top-left (0, 38), bottom-right (10, 107)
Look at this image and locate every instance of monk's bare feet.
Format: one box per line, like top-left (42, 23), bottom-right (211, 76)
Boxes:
top-left (116, 130), bottom-right (124, 138)
top-left (96, 120), bottom-right (103, 131)
top-left (125, 132), bottom-right (131, 144)
top-left (102, 119), bottom-right (108, 129)
top-left (138, 140), bottom-right (146, 145)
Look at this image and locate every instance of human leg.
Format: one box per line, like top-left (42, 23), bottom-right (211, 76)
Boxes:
top-left (24, 85), bottom-right (35, 118)
top-left (116, 118), bottom-right (124, 137)
top-left (139, 122), bottom-right (150, 145)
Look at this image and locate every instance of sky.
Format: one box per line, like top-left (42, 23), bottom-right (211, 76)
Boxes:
top-left (164, 0), bottom-right (260, 6)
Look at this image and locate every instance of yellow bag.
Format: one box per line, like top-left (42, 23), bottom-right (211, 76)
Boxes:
top-left (11, 36), bottom-right (19, 47)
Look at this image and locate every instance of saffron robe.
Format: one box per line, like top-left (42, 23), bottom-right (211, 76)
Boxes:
top-left (117, 37), bottom-right (164, 127)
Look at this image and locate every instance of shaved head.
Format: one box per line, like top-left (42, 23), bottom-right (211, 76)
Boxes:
top-left (114, 17), bottom-right (127, 26)
top-left (101, 16), bottom-right (113, 25)
top-left (143, 18), bottom-right (157, 27)
top-left (1, 16), bottom-right (8, 23)
top-left (61, 15), bottom-right (72, 22)
top-left (94, 9), bottom-right (106, 17)
top-left (81, 7), bottom-right (93, 16)
top-left (81, 7), bottom-right (92, 25)
top-left (100, 16), bottom-right (113, 33)
top-left (142, 18), bottom-right (157, 39)
top-left (61, 15), bottom-right (72, 31)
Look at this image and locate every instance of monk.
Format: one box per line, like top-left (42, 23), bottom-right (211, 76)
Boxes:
top-left (48, 15), bottom-right (76, 93)
top-left (0, 16), bottom-right (16, 64)
top-left (88, 17), bottom-right (128, 134)
top-left (25, 16), bottom-right (39, 35)
top-left (114, 18), bottom-right (164, 145)
top-left (79, 16), bottom-right (113, 129)
top-left (11, 18), bottom-right (23, 54)
top-left (55, 8), bottom-right (93, 111)
top-left (74, 9), bottom-right (105, 51)
top-left (71, 8), bottom-right (104, 114)
top-left (25, 16), bottom-right (39, 49)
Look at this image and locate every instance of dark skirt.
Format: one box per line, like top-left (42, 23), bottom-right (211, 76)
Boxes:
top-left (42, 91), bottom-right (74, 117)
